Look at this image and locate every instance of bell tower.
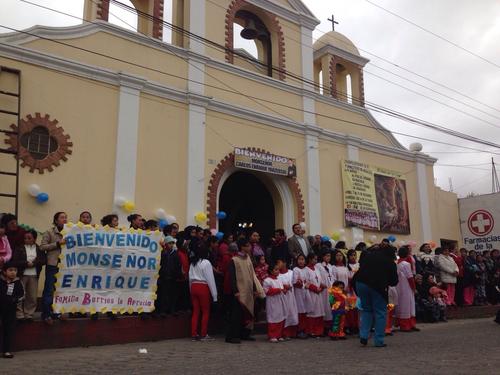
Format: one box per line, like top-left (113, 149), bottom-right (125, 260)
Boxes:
top-left (83, 0), bottom-right (165, 40)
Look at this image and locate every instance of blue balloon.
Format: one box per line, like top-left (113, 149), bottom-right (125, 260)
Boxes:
top-left (215, 232), bottom-right (224, 240)
top-left (159, 219), bottom-right (168, 229)
top-left (35, 192), bottom-right (49, 203)
top-left (321, 235), bottom-right (330, 242)
top-left (216, 211), bottom-right (227, 220)
top-left (388, 235), bottom-right (396, 243)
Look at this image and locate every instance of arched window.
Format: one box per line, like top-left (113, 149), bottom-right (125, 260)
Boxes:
top-left (108, 0), bottom-right (139, 31)
top-left (346, 74), bottom-right (352, 104)
top-left (225, 1), bottom-right (286, 80)
top-left (233, 10), bottom-right (272, 76)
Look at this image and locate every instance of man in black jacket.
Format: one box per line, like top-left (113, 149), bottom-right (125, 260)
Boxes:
top-left (354, 245), bottom-right (398, 347)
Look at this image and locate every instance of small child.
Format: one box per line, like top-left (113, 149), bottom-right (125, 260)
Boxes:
top-left (292, 254), bottom-right (309, 338)
top-left (277, 258), bottom-right (298, 339)
top-left (328, 280), bottom-right (348, 340)
top-left (304, 253), bottom-right (325, 337)
top-left (385, 286), bottom-right (398, 336)
top-left (316, 250), bottom-right (333, 332)
top-left (254, 255), bottom-right (269, 286)
top-left (345, 249), bottom-right (359, 335)
top-left (263, 263), bottom-right (287, 343)
top-left (0, 262), bottom-right (25, 358)
top-left (156, 236), bottom-right (182, 315)
top-left (14, 230), bottom-right (45, 321)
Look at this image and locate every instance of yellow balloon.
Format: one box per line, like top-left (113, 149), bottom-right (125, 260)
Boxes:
top-left (194, 212), bottom-right (207, 224)
top-left (331, 232), bottom-right (340, 241)
top-left (123, 201), bottom-right (135, 213)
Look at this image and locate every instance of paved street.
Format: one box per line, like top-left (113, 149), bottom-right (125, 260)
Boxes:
top-left (2, 318), bottom-right (499, 374)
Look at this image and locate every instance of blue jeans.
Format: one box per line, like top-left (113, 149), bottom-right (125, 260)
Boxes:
top-left (42, 265), bottom-right (59, 319)
top-left (357, 281), bottom-right (387, 346)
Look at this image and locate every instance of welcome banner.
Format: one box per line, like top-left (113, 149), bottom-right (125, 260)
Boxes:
top-left (53, 223), bottom-right (161, 314)
top-left (342, 159), bottom-right (411, 234)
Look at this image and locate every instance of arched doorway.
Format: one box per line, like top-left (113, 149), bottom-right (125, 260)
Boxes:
top-left (218, 171), bottom-right (275, 243)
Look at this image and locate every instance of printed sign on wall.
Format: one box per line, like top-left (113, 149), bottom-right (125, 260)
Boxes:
top-left (459, 193), bottom-right (500, 251)
top-left (341, 159), bottom-right (411, 234)
top-left (234, 147), bottom-right (296, 177)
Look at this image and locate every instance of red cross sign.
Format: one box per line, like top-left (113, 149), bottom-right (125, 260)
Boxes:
top-left (467, 210), bottom-right (494, 236)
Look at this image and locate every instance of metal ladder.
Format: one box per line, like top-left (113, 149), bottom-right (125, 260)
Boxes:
top-left (0, 66), bottom-right (21, 217)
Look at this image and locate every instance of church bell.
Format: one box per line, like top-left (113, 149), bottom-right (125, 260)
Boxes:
top-left (240, 18), bottom-right (258, 40)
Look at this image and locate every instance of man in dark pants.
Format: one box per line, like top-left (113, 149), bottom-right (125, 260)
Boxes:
top-left (354, 245), bottom-right (398, 348)
top-left (226, 238), bottom-right (265, 344)
top-left (157, 236), bottom-right (182, 315)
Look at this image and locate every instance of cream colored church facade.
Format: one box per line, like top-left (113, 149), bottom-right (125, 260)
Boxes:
top-left (0, 0), bottom-right (460, 246)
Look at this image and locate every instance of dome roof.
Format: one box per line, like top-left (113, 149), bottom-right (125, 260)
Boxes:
top-left (313, 31), bottom-right (360, 57)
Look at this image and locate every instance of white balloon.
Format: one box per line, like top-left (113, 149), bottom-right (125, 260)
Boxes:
top-left (166, 215), bottom-right (177, 224)
top-left (114, 196), bottom-right (126, 207)
top-left (299, 222), bottom-right (306, 230)
top-left (339, 229), bottom-right (346, 234)
top-left (27, 184), bottom-right (41, 197)
top-left (155, 208), bottom-right (166, 219)
top-left (329, 239), bottom-right (336, 246)
top-left (370, 235), bottom-right (377, 242)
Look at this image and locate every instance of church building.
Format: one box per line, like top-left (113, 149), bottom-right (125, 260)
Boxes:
top-left (0, 0), bottom-right (461, 247)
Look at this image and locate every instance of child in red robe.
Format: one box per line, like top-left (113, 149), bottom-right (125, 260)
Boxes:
top-left (328, 280), bottom-right (348, 340)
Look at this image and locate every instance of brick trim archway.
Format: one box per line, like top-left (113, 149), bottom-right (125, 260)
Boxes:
top-left (206, 149), bottom-right (305, 228)
top-left (225, 0), bottom-right (287, 80)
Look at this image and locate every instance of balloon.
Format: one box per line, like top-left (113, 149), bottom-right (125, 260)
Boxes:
top-left (114, 196), bottom-right (126, 207)
top-left (158, 219), bottom-right (168, 229)
top-left (194, 212), bottom-right (207, 224)
top-left (216, 211), bottom-right (227, 220)
top-left (165, 215), bottom-right (177, 224)
top-left (329, 239), bottom-right (336, 246)
top-left (429, 241), bottom-right (437, 249)
top-left (155, 208), bottom-right (166, 219)
top-left (398, 240), bottom-right (407, 247)
top-left (35, 192), bottom-right (49, 203)
top-left (210, 228), bottom-right (217, 236)
top-left (331, 232), bottom-right (340, 241)
top-left (215, 232), bottom-right (224, 240)
top-left (321, 235), bottom-right (330, 242)
top-left (388, 235), bottom-right (396, 243)
top-left (339, 229), bottom-right (346, 234)
top-left (408, 240), bottom-right (417, 248)
top-left (28, 184), bottom-right (41, 197)
top-left (299, 222), bottom-right (307, 230)
top-left (123, 201), bottom-right (135, 213)
top-left (369, 235), bottom-right (377, 242)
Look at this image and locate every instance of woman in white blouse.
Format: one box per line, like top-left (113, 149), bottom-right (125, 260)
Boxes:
top-left (188, 239), bottom-right (218, 341)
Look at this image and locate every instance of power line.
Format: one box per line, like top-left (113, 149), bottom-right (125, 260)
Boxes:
top-left (101, 0), bottom-right (500, 140)
top-left (2, 13), bottom-right (500, 155)
top-left (21, 0), bottom-right (500, 138)
top-left (364, 0), bottom-right (500, 70)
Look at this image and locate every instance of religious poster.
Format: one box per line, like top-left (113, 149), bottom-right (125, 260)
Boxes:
top-left (341, 159), bottom-right (410, 234)
top-left (52, 223), bottom-right (161, 314)
top-left (459, 193), bottom-right (500, 252)
top-left (234, 147), bottom-right (296, 177)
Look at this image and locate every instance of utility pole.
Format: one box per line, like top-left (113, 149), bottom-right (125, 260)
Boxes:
top-left (492, 158), bottom-right (500, 193)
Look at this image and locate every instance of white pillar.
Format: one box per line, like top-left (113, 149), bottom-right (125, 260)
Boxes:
top-left (416, 158), bottom-right (432, 242)
top-left (301, 26), bottom-right (322, 234)
top-left (113, 74), bottom-right (146, 225)
top-left (347, 139), bottom-right (363, 245)
top-left (185, 0), bottom-right (207, 225)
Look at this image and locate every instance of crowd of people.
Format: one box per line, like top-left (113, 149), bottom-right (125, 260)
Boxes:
top-left (1, 212), bottom-right (500, 358)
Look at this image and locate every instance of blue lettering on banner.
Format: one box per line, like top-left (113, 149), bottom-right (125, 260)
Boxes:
top-left (111, 254), bottom-right (122, 268)
top-left (116, 234), bottom-right (125, 247)
top-left (140, 277), bottom-right (150, 289)
top-left (66, 252), bottom-right (76, 267)
top-left (83, 232), bottom-right (93, 247)
top-left (62, 274), bottom-right (73, 288)
top-left (95, 232), bottom-right (105, 246)
top-left (77, 275), bottom-right (88, 288)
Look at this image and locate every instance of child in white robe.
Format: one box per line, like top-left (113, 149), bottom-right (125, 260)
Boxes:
top-left (277, 259), bottom-right (299, 339)
top-left (316, 251), bottom-right (333, 332)
top-left (292, 254), bottom-right (309, 338)
top-left (304, 253), bottom-right (325, 337)
top-left (263, 263), bottom-right (287, 342)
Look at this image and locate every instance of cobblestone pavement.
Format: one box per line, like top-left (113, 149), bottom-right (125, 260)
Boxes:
top-left (2, 318), bottom-right (499, 375)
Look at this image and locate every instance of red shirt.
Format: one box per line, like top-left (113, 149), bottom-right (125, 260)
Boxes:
top-left (451, 253), bottom-right (464, 277)
top-left (177, 249), bottom-right (189, 281)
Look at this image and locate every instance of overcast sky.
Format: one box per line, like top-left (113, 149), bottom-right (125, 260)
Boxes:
top-left (1, 0), bottom-right (499, 197)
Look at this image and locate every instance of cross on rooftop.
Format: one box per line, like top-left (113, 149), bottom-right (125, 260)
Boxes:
top-left (328, 14), bottom-right (339, 31)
